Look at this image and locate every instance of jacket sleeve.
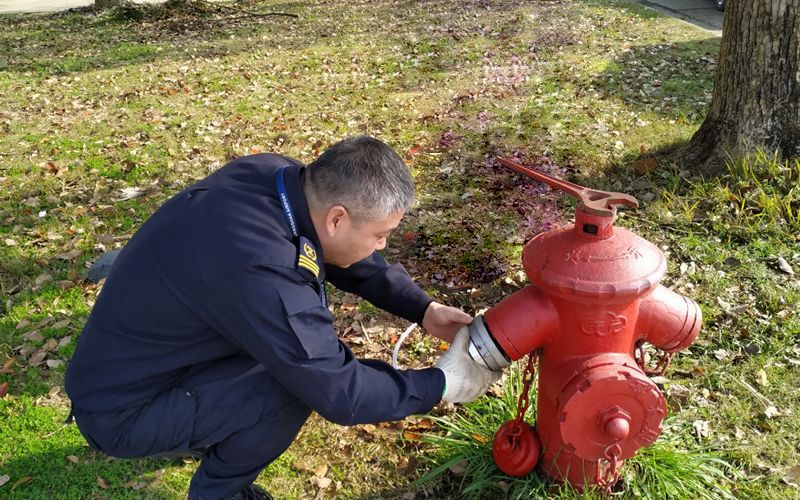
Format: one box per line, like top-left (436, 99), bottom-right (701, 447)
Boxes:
top-left (325, 252), bottom-right (433, 325)
top-left (203, 264), bottom-right (445, 426)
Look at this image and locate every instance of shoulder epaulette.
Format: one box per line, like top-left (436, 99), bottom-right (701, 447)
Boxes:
top-left (296, 236), bottom-right (320, 279)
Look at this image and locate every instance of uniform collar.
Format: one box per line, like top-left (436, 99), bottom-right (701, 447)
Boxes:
top-left (282, 165), bottom-right (325, 276)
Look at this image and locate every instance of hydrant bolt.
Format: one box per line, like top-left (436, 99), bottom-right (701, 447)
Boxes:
top-left (604, 417), bottom-right (630, 441)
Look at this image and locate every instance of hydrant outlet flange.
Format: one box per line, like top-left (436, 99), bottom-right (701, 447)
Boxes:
top-left (467, 314), bottom-right (511, 371)
top-left (558, 363), bottom-right (666, 460)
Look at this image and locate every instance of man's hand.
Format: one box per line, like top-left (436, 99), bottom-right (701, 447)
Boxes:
top-left (435, 326), bottom-right (502, 403)
top-left (422, 302), bottom-right (472, 343)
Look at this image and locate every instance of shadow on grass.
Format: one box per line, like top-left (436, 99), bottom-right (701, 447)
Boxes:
top-left (0, 2), bottom-right (303, 76)
top-left (593, 37), bottom-right (719, 125)
top-left (587, 36), bottom-right (720, 182)
top-left (0, 0), bottom-right (525, 78)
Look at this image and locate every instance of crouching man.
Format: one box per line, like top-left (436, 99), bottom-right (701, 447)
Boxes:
top-left (65, 136), bottom-right (501, 499)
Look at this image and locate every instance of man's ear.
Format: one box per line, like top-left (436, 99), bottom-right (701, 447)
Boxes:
top-left (324, 206), bottom-right (349, 237)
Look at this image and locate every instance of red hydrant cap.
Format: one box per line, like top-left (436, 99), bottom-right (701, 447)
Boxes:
top-left (522, 211), bottom-right (666, 302)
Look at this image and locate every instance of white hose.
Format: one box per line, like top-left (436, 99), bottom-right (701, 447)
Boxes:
top-left (392, 323), bottom-right (418, 369)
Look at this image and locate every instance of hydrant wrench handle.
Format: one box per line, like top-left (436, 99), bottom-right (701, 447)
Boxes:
top-left (497, 157), bottom-right (639, 217)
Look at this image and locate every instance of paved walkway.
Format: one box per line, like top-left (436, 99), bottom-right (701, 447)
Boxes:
top-left (637, 0), bottom-right (723, 35)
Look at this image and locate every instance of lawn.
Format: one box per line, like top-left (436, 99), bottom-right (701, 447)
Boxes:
top-left (1, 0), bottom-right (799, 498)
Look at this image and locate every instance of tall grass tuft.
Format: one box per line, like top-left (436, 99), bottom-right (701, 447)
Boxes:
top-left (724, 150), bottom-right (800, 229)
top-left (417, 362), bottom-right (737, 498)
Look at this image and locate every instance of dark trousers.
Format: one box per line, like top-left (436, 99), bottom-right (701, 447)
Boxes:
top-left (73, 354), bottom-right (311, 499)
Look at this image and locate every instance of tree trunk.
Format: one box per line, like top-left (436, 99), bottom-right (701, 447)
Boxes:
top-left (682, 0), bottom-right (800, 174)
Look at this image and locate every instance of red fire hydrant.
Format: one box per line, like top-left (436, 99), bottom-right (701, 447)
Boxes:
top-left (466, 158), bottom-right (702, 492)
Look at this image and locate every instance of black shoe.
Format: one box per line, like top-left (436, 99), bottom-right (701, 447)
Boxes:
top-left (225, 484), bottom-right (273, 500)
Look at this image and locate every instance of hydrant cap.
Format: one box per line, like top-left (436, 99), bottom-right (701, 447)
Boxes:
top-left (522, 213), bottom-right (666, 301)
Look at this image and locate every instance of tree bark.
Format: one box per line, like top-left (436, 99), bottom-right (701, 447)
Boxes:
top-left (682, 0), bottom-right (800, 174)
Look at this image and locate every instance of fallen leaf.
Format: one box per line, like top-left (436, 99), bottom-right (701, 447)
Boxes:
top-left (755, 369), bottom-right (769, 387)
top-left (66, 455), bottom-right (80, 464)
top-left (404, 145), bottom-right (422, 157)
top-left (310, 476), bottom-right (332, 489)
top-left (0, 475), bottom-right (9, 487)
top-left (449, 460), bottom-right (467, 475)
top-left (692, 419), bottom-right (710, 438)
top-left (782, 465), bottom-right (800, 487)
top-left (1, 357), bottom-right (16, 374)
top-left (42, 161), bottom-right (59, 174)
top-left (633, 157), bottom-right (658, 176)
top-left (15, 319), bottom-right (30, 330)
top-left (712, 349), bottom-right (729, 360)
top-left (116, 187), bottom-right (145, 201)
top-left (11, 476), bottom-right (32, 489)
top-left (18, 346), bottom-right (36, 357)
top-left (0, 382), bottom-right (8, 398)
top-left (35, 274), bottom-right (53, 287)
top-left (744, 343), bottom-right (761, 355)
top-left (292, 461), bottom-right (315, 474)
top-left (313, 464), bottom-right (328, 477)
top-left (56, 249), bottom-right (81, 261)
top-left (58, 336), bottom-right (72, 347)
top-left (27, 350), bottom-right (47, 366)
top-left (43, 338), bottom-right (58, 352)
top-left (22, 331), bottom-right (43, 342)
top-left (776, 256), bottom-right (795, 275)
top-left (666, 383), bottom-right (690, 408)
top-left (121, 479), bottom-right (148, 489)
top-left (397, 456), bottom-right (418, 475)
top-left (471, 433), bottom-right (490, 444)
top-left (764, 405), bottom-right (780, 419)
top-left (32, 317), bottom-right (54, 329)
top-left (403, 430), bottom-right (421, 441)
top-left (411, 418), bottom-right (433, 431)
top-left (51, 319), bottom-right (71, 329)
top-left (57, 280), bottom-right (75, 290)
top-left (96, 476), bottom-right (109, 489)
top-left (48, 386), bottom-right (61, 397)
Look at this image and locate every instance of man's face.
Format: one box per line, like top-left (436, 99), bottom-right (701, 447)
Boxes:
top-left (322, 210), bottom-right (404, 268)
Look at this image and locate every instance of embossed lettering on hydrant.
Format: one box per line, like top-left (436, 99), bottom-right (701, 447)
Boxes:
top-left (580, 312), bottom-right (627, 337)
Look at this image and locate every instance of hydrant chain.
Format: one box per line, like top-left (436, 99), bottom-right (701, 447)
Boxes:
top-left (595, 443), bottom-right (622, 494)
top-left (491, 352), bottom-right (542, 477)
top-left (513, 352), bottom-right (538, 428)
top-left (634, 340), bottom-right (676, 377)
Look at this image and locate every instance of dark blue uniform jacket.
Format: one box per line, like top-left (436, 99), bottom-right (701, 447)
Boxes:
top-left (65, 154), bottom-right (445, 425)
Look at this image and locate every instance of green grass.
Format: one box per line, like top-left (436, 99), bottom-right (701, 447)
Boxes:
top-left (1, 0), bottom-right (799, 498)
